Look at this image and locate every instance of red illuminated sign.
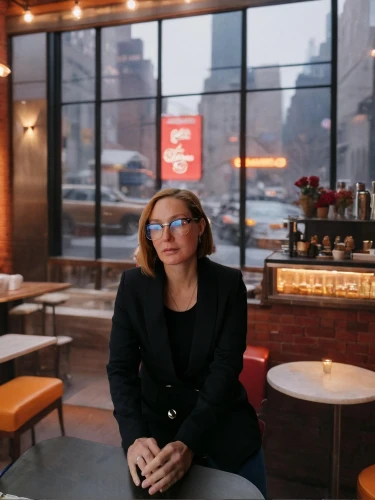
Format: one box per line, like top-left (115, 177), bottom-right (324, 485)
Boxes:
top-left (161, 115), bottom-right (202, 181)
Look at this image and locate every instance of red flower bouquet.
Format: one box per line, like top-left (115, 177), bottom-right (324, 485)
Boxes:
top-left (315, 189), bottom-right (336, 208)
top-left (294, 176), bottom-right (320, 199)
top-left (294, 176), bottom-right (321, 217)
top-left (335, 189), bottom-right (353, 209)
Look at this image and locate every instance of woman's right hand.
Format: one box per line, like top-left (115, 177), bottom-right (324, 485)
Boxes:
top-left (127, 437), bottom-right (161, 486)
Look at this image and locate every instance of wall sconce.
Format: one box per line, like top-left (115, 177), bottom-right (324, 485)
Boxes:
top-left (24, 126), bottom-right (35, 133)
top-left (0, 63), bottom-right (11, 78)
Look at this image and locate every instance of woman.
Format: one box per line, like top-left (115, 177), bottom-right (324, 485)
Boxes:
top-left (107, 188), bottom-right (266, 497)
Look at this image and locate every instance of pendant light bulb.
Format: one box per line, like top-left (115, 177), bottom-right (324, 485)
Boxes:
top-left (24, 7), bottom-right (34, 23)
top-left (126, 0), bottom-right (137, 10)
top-left (72, 1), bottom-right (82, 19)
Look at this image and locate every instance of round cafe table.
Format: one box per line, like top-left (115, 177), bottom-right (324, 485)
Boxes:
top-left (267, 361), bottom-right (375, 499)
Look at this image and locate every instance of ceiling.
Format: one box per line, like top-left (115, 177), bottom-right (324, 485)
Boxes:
top-left (6, 0), bottom-right (173, 17)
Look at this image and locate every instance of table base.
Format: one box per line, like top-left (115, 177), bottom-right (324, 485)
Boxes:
top-left (331, 404), bottom-right (341, 499)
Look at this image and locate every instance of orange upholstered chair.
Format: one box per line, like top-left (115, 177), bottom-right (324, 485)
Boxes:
top-left (357, 464), bottom-right (375, 500)
top-left (0, 376), bottom-right (65, 460)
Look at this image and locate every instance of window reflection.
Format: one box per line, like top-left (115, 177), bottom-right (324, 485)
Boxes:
top-left (62, 30), bottom-right (96, 103)
top-left (55, 3), bottom-right (333, 273)
top-left (102, 22), bottom-right (158, 100)
top-left (101, 100), bottom-right (157, 259)
top-left (337, 0), bottom-right (375, 187)
top-left (62, 104), bottom-right (95, 258)
top-left (162, 94), bottom-right (240, 268)
top-left (162, 11), bottom-right (242, 95)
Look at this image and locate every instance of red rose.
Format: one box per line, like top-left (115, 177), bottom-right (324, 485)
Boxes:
top-left (315, 189), bottom-right (336, 207)
top-left (309, 176), bottom-right (320, 188)
top-left (295, 176), bottom-right (309, 188)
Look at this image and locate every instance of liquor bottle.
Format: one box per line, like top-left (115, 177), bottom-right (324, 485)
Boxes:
top-left (289, 221), bottom-right (301, 257)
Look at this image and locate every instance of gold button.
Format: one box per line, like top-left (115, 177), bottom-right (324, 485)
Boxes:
top-left (168, 409), bottom-right (177, 420)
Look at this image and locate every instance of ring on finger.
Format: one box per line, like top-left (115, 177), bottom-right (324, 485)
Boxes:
top-left (136, 456), bottom-right (142, 462)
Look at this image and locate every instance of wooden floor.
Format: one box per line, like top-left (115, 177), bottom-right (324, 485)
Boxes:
top-left (0, 348), bottom-right (330, 498)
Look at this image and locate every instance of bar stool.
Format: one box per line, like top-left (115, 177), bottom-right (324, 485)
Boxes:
top-left (9, 303), bottom-right (42, 375)
top-left (34, 293), bottom-right (73, 380)
top-left (8, 303), bottom-right (41, 335)
top-left (357, 464), bottom-right (375, 500)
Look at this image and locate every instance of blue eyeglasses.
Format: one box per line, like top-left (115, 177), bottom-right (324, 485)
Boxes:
top-left (146, 217), bottom-right (200, 241)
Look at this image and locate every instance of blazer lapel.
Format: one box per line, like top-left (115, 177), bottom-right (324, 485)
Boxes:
top-left (144, 262), bottom-right (178, 382)
top-left (185, 258), bottom-right (218, 378)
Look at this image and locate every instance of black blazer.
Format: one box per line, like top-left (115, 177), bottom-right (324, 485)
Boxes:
top-left (107, 257), bottom-right (261, 473)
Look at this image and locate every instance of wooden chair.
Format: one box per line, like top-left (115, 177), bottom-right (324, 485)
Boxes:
top-left (0, 376), bottom-right (65, 460)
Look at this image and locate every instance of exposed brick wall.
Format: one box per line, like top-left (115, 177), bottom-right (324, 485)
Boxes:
top-left (247, 303), bottom-right (375, 370)
top-left (0, 0), bottom-right (12, 274)
top-left (247, 303), bottom-right (375, 494)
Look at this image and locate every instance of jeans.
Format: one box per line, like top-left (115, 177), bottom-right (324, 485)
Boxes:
top-left (202, 448), bottom-right (267, 499)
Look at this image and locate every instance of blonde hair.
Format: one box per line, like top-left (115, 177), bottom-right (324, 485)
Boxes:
top-left (137, 188), bottom-right (214, 277)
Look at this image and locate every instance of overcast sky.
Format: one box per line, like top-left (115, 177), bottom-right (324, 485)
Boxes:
top-left (132, 0), bottom-right (331, 115)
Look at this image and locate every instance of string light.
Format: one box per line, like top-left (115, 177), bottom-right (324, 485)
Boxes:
top-left (23, 6), bottom-right (33, 23)
top-left (72, 0), bottom-right (82, 19)
top-left (126, 0), bottom-right (137, 10)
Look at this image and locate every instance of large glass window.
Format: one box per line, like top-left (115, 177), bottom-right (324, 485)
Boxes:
top-left (102, 22), bottom-right (158, 100)
top-left (101, 100), bottom-right (157, 259)
top-left (245, 0), bottom-right (332, 266)
top-left (55, 3), bottom-right (333, 273)
top-left (337, 0), bottom-right (375, 188)
top-left (62, 30), bottom-right (96, 103)
top-left (162, 11), bottom-right (242, 95)
top-left (161, 94), bottom-right (240, 266)
top-left (62, 104), bottom-right (96, 258)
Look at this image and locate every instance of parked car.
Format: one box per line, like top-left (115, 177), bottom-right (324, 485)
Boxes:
top-left (217, 202), bottom-right (256, 245)
top-left (62, 184), bottom-right (147, 236)
top-left (217, 199), bottom-right (301, 245)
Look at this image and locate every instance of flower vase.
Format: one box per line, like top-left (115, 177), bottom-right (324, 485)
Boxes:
top-left (299, 195), bottom-right (316, 218)
top-left (335, 205), bottom-right (346, 219)
top-left (317, 206), bottom-right (329, 219)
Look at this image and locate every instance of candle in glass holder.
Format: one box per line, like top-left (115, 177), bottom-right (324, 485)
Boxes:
top-left (322, 359), bottom-right (332, 374)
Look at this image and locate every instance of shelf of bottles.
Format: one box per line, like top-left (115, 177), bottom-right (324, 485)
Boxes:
top-left (276, 268), bottom-right (375, 300)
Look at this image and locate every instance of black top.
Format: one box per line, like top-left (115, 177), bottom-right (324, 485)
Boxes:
top-left (165, 304), bottom-right (196, 379)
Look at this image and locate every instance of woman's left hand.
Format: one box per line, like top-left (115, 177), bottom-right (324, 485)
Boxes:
top-left (140, 440), bottom-right (193, 495)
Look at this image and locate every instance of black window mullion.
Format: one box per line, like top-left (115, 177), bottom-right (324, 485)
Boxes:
top-left (156, 19), bottom-right (162, 192)
top-left (330, 0), bottom-right (338, 189)
top-left (47, 32), bottom-right (62, 257)
top-left (95, 28), bottom-right (102, 260)
top-left (239, 9), bottom-right (247, 268)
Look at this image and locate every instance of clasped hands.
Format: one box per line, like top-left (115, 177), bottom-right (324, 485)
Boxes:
top-left (128, 437), bottom-right (193, 496)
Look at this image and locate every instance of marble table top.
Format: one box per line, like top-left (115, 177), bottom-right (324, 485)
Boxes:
top-left (267, 361), bottom-right (375, 405)
top-left (0, 334), bottom-right (57, 363)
